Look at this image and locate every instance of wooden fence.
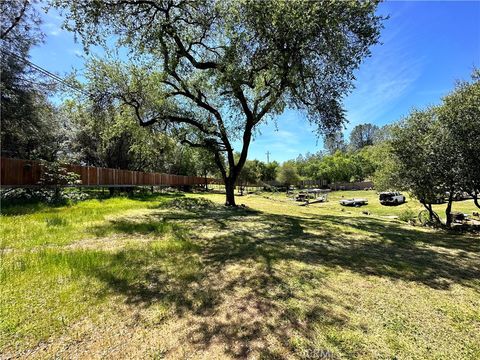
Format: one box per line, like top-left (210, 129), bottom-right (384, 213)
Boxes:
top-left (0, 157), bottom-right (221, 188)
top-left (330, 181), bottom-right (374, 190)
top-left (298, 179), bottom-right (329, 188)
top-left (0, 158), bottom-right (376, 190)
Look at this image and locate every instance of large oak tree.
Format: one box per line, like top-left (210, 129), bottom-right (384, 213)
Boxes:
top-left (437, 71), bottom-right (480, 210)
top-left (386, 70), bottom-right (480, 228)
top-left (54, 0), bottom-right (383, 205)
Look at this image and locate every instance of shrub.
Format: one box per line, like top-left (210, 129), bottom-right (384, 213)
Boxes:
top-left (1, 162), bottom-right (87, 206)
top-left (398, 208), bottom-right (416, 223)
top-left (1, 187), bottom-right (89, 207)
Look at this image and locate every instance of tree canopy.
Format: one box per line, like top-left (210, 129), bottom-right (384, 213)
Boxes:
top-left (349, 123), bottom-right (379, 150)
top-left (1, 0), bottom-right (61, 160)
top-left (53, 0), bottom-right (383, 205)
top-left (277, 163), bottom-right (300, 187)
top-left (383, 70), bottom-right (480, 227)
top-left (437, 71), bottom-right (480, 208)
top-left (323, 130), bottom-right (347, 155)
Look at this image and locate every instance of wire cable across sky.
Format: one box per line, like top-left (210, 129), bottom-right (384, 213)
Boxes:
top-left (1, 47), bottom-right (88, 95)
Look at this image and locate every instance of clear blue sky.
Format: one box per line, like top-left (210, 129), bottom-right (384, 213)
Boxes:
top-left (31, 1), bottom-right (480, 163)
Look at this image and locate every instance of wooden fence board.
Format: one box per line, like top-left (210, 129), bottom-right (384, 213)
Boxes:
top-left (1, 157), bottom-right (223, 188)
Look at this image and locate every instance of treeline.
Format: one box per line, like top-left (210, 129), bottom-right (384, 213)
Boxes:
top-left (277, 70), bottom-right (480, 228)
top-left (236, 122), bottom-right (391, 187)
top-left (266, 123), bottom-right (390, 186)
top-left (0, 2), bottom-right (219, 179)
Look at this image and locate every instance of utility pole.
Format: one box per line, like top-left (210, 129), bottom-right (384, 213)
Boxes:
top-left (266, 151), bottom-right (271, 164)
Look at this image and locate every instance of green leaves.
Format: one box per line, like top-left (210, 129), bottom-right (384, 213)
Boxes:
top-left (53, 0), bottom-right (382, 136)
top-left (53, 0), bottom-right (382, 204)
top-left (277, 162), bottom-right (300, 186)
top-left (380, 70), bottom-right (480, 225)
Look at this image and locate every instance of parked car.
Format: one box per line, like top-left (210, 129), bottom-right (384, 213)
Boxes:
top-left (339, 198), bottom-right (368, 207)
top-left (379, 192), bottom-right (405, 205)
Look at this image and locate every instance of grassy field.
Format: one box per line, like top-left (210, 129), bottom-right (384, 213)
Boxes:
top-left (1, 191), bottom-right (479, 359)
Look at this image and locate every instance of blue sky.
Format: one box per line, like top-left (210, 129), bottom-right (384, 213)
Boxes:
top-left (31, 1), bottom-right (480, 163)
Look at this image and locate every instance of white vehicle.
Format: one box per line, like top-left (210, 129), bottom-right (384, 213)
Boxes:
top-left (339, 198), bottom-right (368, 207)
top-left (379, 192), bottom-right (405, 205)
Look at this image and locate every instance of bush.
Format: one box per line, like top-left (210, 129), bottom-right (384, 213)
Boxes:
top-left (1, 187), bottom-right (89, 207)
top-left (36, 161), bottom-right (82, 204)
top-left (398, 208), bottom-right (416, 223)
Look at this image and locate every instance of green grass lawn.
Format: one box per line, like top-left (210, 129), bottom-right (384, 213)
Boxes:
top-left (262, 189), bottom-right (476, 219)
top-left (1, 191), bottom-right (479, 359)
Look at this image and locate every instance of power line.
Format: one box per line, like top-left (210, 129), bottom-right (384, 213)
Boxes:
top-left (1, 48), bottom-right (89, 95)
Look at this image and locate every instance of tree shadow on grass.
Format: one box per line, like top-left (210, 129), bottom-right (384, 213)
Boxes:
top-left (89, 250), bottom-right (218, 315)
top-left (77, 200), bottom-right (480, 358)
top-left (319, 215), bottom-right (479, 253)
top-left (128, 192), bottom-right (184, 202)
top-left (89, 218), bottom-right (181, 237)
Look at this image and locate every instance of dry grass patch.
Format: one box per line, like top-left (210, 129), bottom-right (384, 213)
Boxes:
top-left (1, 193), bottom-right (479, 359)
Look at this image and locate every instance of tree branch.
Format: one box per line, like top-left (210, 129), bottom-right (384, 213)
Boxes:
top-left (232, 83), bottom-right (253, 122)
top-left (1, 0), bottom-right (28, 40)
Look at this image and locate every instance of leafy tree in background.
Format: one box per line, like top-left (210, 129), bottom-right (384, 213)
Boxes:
top-left (53, 0), bottom-right (383, 205)
top-left (323, 131), bottom-right (347, 155)
top-left (64, 98), bottom-right (219, 177)
top-left (294, 152), bottom-right (322, 178)
top-left (277, 163), bottom-right (300, 188)
top-left (349, 123), bottom-right (379, 150)
top-left (236, 158), bottom-right (260, 195)
top-left (372, 124), bottom-right (394, 144)
top-left (1, 0), bottom-right (61, 160)
top-left (384, 71), bottom-right (479, 227)
top-left (317, 151), bottom-right (355, 185)
top-left (63, 99), bottom-right (169, 171)
top-left (291, 149), bottom-right (375, 184)
top-left (390, 109), bottom-right (449, 225)
top-left (437, 71), bottom-right (480, 209)
top-left (192, 148), bottom-right (221, 188)
top-left (258, 161), bottom-right (279, 182)
top-left (64, 58), bottom-right (221, 177)
top-left (363, 142), bottom-right (401, 191)
top-left (351, 150), bottom-right (376, 181)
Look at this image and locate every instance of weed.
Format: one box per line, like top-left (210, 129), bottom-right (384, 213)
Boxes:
top-left (45, 216), bottom-right (68, 227)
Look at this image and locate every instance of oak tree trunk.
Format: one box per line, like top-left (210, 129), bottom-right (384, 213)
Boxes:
top-left (473, 192), bottom-right (480, 209)
top-left (421, 200), bottom-right (441, 225)
top-left (225, 178), bottom-right (236, 206)
top-left (445, 191), bottom-right (454, 228)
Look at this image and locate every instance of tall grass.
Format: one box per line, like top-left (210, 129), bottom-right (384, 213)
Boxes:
top-left (0, 234), bottom-right (201, 350)
top-left (0, 195), bottom-right (175, 250)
